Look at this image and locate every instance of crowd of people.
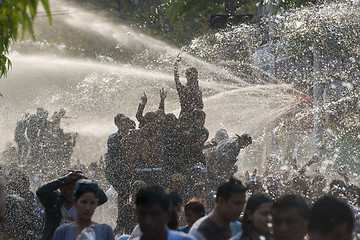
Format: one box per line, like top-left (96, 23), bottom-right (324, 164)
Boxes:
top-left (0, 54), bottom-right (359, 240)
top-left (14, 107), bottom-right (76, 170)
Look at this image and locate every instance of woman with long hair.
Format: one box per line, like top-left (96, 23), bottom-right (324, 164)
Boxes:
top-left (53, 179), bottom-right (114, 240)
top-left (232, 193), bottom-right (273, 240)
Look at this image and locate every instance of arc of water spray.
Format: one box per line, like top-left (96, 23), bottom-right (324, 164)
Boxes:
top-left (51, 0), bottom-right (251, 87)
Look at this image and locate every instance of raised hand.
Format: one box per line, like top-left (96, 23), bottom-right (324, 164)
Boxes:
top-left (160, 87), bottom-right (167, 100)
top-left (141, 92), bottom-right (147, 105)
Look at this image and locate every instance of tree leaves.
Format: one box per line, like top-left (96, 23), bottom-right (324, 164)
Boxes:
top-left (0, 0), bottom-right (51, 78)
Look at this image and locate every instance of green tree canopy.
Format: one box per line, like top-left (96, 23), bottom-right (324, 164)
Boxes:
top-left (0, 0), bottom-right (51, 78)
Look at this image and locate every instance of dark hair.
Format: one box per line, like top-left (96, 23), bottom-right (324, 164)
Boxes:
top-left (184, 200), bottom-right (205, 216)
top-left (169, 191), bottom-right (182, 208)
top-left (329, 179), bottom-right (347, 199)
top-left (192, 109), bottom-right (206, 120)
top-left (136, 185), bottom-right (171, 212)
top-left (114, 113), bottom-right (125, 125)
top-left (272, 194), bottom-right (309, 220)
top-left (216, 177), bottom-right (247, 202)
top-left (309, 195), bottom-right (354, 234)
top-left (144, 112), bottom-right (157, 125)
top-left (73, 179), bottom-right (107, 205)
top-left (186, 66), bottom-right (198, 77)
top-left (242, 193), bottom-right (272, 238)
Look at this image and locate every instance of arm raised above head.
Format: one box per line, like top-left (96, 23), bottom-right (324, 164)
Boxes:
top-left (174, 53), bottom-right (183, 92)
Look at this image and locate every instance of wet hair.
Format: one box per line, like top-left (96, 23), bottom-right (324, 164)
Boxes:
top-left (144, 112), bottom-right (157, 125)
top-left (192, 109), bottom-right (206, 120)
top-left (73, 179), bottom-right (107, 205)
top-left (114, 113), bottom-right (125, 125)
top-left (185, 66), bottom-right (198, 78)
top-left (329, 179), bottom-right (347, 199)
top-left (165, 113), bottom-right (178, 125)
top-left (216, 177), bottom-right (247, 202)
top-left (136, 185), bottom-right (171, 212)
top-left (308, 195), bottom-right (354, 235)
top-left (242, 193), bottom-right (272, 238)
top-left (184, 200), bottom-right (205, 216)
top-left (272, 194), bottom-right (309, 220)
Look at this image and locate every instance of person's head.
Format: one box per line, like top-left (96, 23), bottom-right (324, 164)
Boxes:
top-left (131, 180), bottom-right (146, 198)
top-left (215, 177), bottom-right (247, 222)
top-left (73, 179), bottom-right (107, 221)
top-left (144, 112), bottom-right (157, 126)
top-left (115, 115), bottom-right (135, 134)
top-left (242, 193), bottom-right (273, 238)
top-left (213, 129), bottom-right (229, 143)
top-left (168, 191), bottom-right (182, 230)
top-left (185, 66), bottom-right (198, 83)
top-left (329, 179), bottom-right (347, 201)
top-left (135, 186), bottom-right (172, 238)
top-left (184, 199), bottom-right (205, 228)
top-left (272, 194), bottom-right (309, 240)
top-left (179, 112), bottom-right (192, 130)
top-left (192, 109), bottom-right (206, 127)
top-left (114, 113), bottom-right (125, 129)
top-left (236, 133), bottom-right (252, 149)
top-left (308, 195), bottom-right (354, 240)
top-left (165, 113), bottom-right (178, 127)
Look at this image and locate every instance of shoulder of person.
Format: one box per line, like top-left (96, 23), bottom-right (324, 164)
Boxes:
top-left (168, 229), bottom-right (196, 240)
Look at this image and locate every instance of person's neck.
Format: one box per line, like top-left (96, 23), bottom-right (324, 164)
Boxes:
top-left (75, 218), bottom-right (93, 234)
top-left (208, 209), bottom-right (230, 228)
top-left (63, 201), bottom-right (73, 210)
top-left (142, 228), bottom-right (167, 240)
top-left (249, 229), bottom-right (261, 239)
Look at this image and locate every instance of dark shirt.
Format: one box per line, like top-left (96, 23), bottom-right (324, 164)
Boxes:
top-left (105, 131), bottom-right (127, 188)
top-left (191, 216), bottom-right (232, 240)
top-left (36, 177), bottom-right (67, 240)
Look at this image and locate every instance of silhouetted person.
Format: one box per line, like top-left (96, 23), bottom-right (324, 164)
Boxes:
top-left (174, 54), bottom-right (203, 116)
top-left (14, 113), bottom-right (30, 162)
top-left (27, 107), bottom-right (48, 163)
top-left (36, 171), bottom-right (88, 240)
top-left (105, 114), bottom-right (135, 235)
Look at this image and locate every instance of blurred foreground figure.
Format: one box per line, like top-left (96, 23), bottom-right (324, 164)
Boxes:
top-left (132, 185), bottom-right (195, 240)
top-left (272, 195), bottom-right (309, 240)
top-left (189, 177), bottom-right (247, 240)
top-left (231, 193), bottom-right (273, 240)
top-left (308, 196), bottom-right (354, 240)
top-left (52, 179), bottom-right (113, 240)
top-left (14, 113), bottom-right (30, 162)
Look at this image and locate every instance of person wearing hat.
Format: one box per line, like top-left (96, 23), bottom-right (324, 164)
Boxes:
top-left (174, 53), bottom-right (203, 117)
top-left (53, 179), bottom-right (113, 240)
top-left (37, 171), bottom-right (106, 240)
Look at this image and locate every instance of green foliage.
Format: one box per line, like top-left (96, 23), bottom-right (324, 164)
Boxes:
top-left (0, 0), bottom-right (51, 77)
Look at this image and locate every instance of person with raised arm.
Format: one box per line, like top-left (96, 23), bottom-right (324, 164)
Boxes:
top-left (52, 179), bottom-right (113, 240)
top-left (174, 53), bottom-right (203, 116)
